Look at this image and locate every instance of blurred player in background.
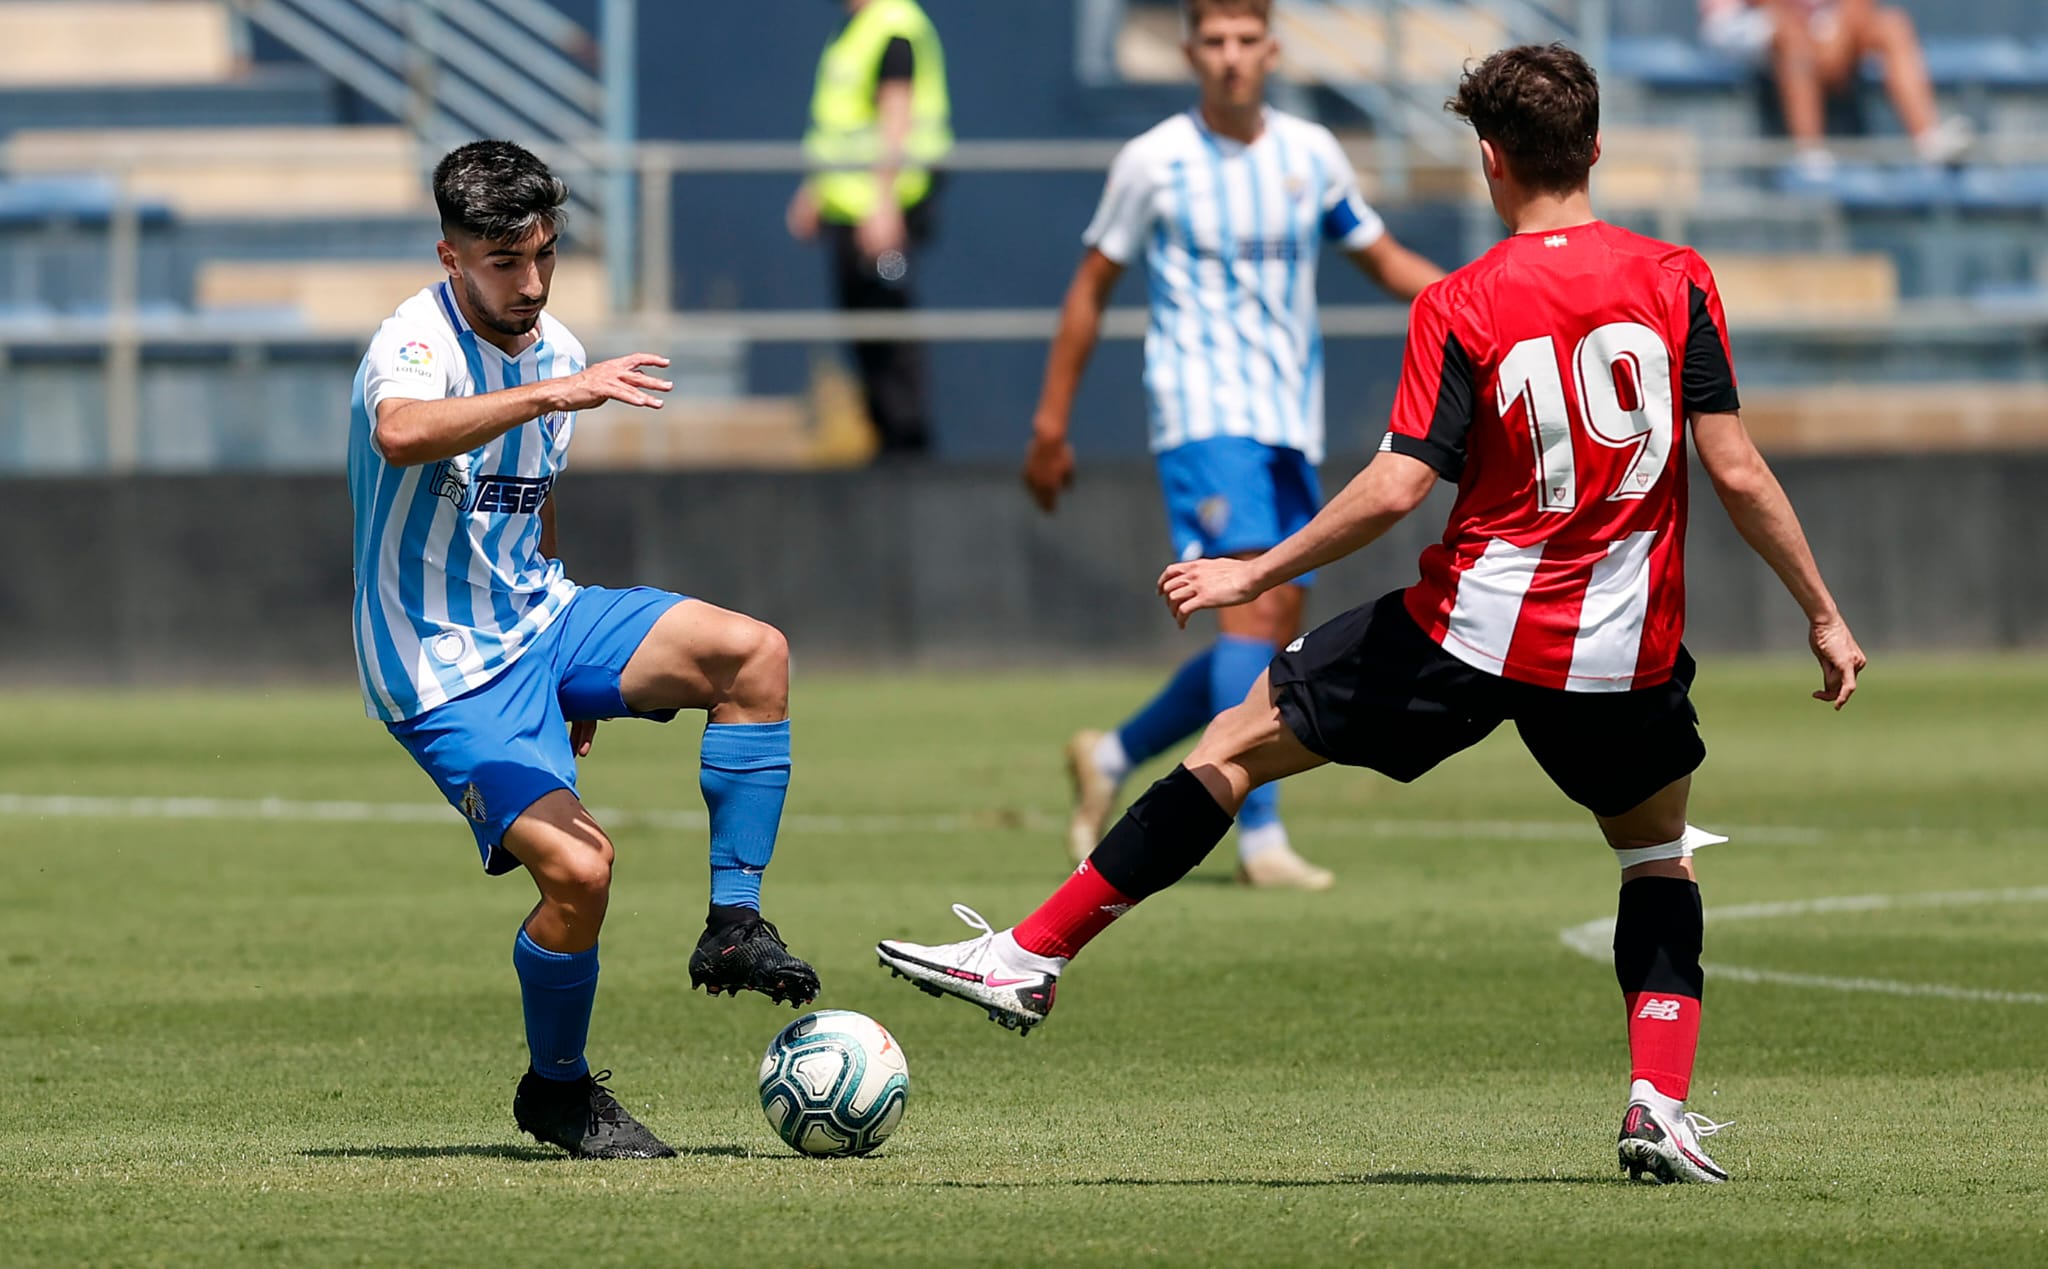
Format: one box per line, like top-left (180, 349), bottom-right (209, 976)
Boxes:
top-left (788, 0), bottom-right (953, 457)
top-left (1024, 0), bottom-right (1443, 889)
top-left (349, 142), bottom-right (817, 1160)
top-left (882, 45), bottom-right (1867, 1185)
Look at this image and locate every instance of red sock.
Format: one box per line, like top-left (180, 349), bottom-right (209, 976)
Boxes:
top-left (1624, 991), bottom-right (1701, 1100)
top-left (1013, 861), bottom-right (1135, 960)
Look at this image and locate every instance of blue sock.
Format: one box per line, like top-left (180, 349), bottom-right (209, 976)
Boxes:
top-left (513, 928), bottom-right (597, 1082)
top-left (1115, 644), bottom-right (1217, 766)
top-left (701, 719), bottom-right (792, 911)
top-left (1210, 635), bottom-right (1284, 831)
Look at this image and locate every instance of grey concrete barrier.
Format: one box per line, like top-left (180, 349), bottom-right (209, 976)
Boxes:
top-left (0, 452), bottom-right (2040, 686)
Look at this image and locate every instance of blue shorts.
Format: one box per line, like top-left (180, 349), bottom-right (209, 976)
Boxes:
top-left (1156, 437), bottom-right (1323, 588)
top-left (387, 585), bottom-right (687, 875)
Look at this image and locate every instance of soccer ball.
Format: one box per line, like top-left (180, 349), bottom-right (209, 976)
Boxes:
top-left (758, 1009), bottom-right (909, 1157)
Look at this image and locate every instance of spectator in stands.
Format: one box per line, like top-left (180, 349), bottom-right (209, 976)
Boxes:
top-left (787, 0), bottom-right (953, 458)
top-left (1700, 0), bottom-right (1974, 174)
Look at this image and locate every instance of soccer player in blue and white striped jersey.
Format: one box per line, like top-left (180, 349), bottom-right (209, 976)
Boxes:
top-left (1026, 0), bottom-right (1444, 888)
top-left (348, 142), bottom-right (816, 1159)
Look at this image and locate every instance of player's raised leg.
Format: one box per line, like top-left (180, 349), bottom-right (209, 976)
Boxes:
top-left (615, 598), bottom-right (817, 1006)
top-left (504, 791), bottom-right (677, 1159)
top-left (882, 673), bottom-right (1326, 1031)
top-left (1599, 778), bottom-right (1732, 1184)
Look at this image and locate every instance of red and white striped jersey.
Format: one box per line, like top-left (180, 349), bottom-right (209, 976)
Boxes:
top-left (1381, 221), bottom-right (1739, 692)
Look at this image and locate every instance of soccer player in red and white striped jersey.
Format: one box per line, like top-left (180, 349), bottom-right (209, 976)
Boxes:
top-left (877, 44), bottom-right (1865, 1184)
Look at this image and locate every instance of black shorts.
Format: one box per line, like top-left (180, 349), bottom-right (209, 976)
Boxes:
top-left (1269, 592), bottom-right (1706, 818)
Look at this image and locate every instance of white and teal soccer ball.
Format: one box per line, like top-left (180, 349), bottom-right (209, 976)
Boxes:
top-left (758, 1009), bottom-right (909, 1157)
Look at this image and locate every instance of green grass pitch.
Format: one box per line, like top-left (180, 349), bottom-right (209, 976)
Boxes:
top-left (4, 659), bottom-right (2046, 1266)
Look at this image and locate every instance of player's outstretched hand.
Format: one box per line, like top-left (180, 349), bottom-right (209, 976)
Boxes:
top-left (1159, 558), bottom-right (1262, 628)
top-left (1810, 616), bottom-right (1866, 710)
top-left (563, 354), bottom-right (672, 411)
top-left (1022, 433), bottom-right (1076, 513)
top-left (571, 718), bottom-right (598, 758)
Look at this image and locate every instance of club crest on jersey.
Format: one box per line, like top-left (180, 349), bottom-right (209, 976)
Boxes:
top-left (459, 782), bottom-right (488, 823)
top-left (428, 458), bottom-right (551, 515)
top-left (1284, 173), bottom-right (1308, 201)
top-left (429, 456), bottom-right (472, 508)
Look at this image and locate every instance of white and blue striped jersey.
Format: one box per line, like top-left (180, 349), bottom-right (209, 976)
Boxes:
top-left (348, 282), bottom-right (585, 722)
top-left (1084, 108), bottom-right (1385, 465)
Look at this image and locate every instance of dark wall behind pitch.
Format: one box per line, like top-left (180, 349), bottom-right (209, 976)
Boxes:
top-left (1, 453), bottom-right (2040, 686)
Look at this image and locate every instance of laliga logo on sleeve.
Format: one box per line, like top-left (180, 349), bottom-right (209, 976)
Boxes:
top-left (396, 341), bottom-right (436, 376)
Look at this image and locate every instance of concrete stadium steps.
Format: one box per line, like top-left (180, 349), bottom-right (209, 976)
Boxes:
top-left (3, 127), bottom-right (428, 219)
top-left (0, 2), bottom-right (234, 87)
top-left (194, 258), bottom-right (611, 335)
top-left (1406, 128), bottom-right (1707, 211)
top-left (569, 396), bottom-right (825, 470)
top-left (1705, 252), bottom-right (1900, 321)
top-left (1274, 3), bottom-right (1502, 86)
top-left (1117, 3), bottom-right (1503, 85)
top-left (1742, 384), bottom-right (2048, 453)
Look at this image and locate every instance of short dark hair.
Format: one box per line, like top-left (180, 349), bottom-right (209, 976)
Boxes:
top-left (1184, 0), bottom-right (1270, 30)
top-left (432, 140), bottom-right (568, 244)
top-left (1448, 44), bottom-right (1600, 194)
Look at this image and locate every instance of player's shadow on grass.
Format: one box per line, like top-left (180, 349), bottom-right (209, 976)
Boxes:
top-left (300, 1144), bottom-right (754, 1162)
top-left (931, 1172), bottom-right (1599, 1189)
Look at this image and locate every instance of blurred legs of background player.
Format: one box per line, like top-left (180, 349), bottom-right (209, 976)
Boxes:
top-left (1067, 438), bottom-right (1330, 890)
top-left (821, 190), bottom-right (937, 456)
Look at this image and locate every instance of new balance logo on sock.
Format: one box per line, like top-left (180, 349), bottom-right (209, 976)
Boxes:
top-left (1635, 997), bottom-right (1684, 1021)
top-left (1099, 903), bottom-right (1131, 917)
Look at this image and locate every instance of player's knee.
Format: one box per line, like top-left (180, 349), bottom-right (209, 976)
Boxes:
top-left (743, 620), bottom-right (790, 681)
top-left (1186, 704), bottom-right (1270, 797)
top-left (548, 835), bottom-right (614, 903)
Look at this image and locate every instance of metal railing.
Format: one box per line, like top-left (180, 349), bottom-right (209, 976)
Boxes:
top-left (225, 0), bottom-right (640, 308)
top-left (6, 132), bottom-right (2048, 471)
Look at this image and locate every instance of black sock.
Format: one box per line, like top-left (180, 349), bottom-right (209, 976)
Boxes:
top-left (1088, 765), bottom-right (1235, 900)
top-left (1612, 876), bottom-right (1705, 999)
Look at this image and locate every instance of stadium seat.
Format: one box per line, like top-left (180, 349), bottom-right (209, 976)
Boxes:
top-left (1776, 162), bottom-right (1958, 210)
top-left (2, 128), bottom-right (428, 218)
top-left (1606, 36), bottom-right (1748, 91)
top-left (0, 175), bottom-right (174, 226)
top-left (1914, 37), bottom-right (2048, 89)
top-left (0, 2), bottom-right (233, 87)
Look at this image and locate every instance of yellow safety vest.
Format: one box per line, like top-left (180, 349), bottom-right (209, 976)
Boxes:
top-left (804, 0), bottom-right (953, 223)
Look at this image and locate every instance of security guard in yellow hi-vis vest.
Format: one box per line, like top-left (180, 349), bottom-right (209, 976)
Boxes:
top-left (787, 0), bottom-right (952, 456)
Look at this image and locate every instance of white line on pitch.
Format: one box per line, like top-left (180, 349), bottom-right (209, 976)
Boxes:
top-left (1558, 887), bottom-right (2048, 1005)
top-left (0, 792), bottom-right (2025, 851)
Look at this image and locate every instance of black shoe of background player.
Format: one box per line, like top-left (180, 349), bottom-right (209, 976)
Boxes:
top-left (689, 904), bottom-right (821, 1007)
top-left (513, 1068), bottom-right (677, 1159)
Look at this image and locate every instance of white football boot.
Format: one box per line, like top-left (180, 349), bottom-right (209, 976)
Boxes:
top-left (1064, 729), bottom-right (1120, 864)
top-left (1617, 1080), bottom-right (1732, 1184)
top-left (1234, 833), bottom-right (1335, 891)
top-left (877, 904), bottom-right (1059, 1035)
